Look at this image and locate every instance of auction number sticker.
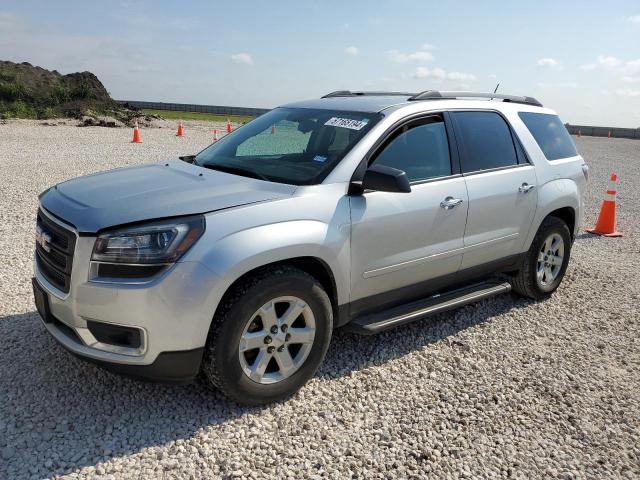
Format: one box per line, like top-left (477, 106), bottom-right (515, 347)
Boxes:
top-left (324, 117), bottom-right (369, 130)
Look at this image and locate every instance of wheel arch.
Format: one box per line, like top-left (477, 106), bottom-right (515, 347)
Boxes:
top-left (524, 179), bottom-right (579, 249)
top-left (212, 256), bottom-right (340, 326)
top-left (547, 207), bottom-right (575, 239)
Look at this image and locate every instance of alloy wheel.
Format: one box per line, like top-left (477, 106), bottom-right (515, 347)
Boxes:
top-left (536, 233), bottom-right (564, 287)
top-left (238, 296), bottom-right (316, 384)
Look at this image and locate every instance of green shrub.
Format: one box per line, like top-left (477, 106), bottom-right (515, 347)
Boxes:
top-left (71, 80), bottom-right (95, 100)
top-left (0, 81), bottom-right (26, 102)
top-left (49, 84), bottom-right (72, 104)
top-left (36, 106), bottom-right (56, 119)
top-left (10, 100), bottom-right (37, 118)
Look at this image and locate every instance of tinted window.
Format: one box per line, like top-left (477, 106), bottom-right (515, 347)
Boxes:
top-left (372, 118), bottom-right (451, 182)
top-left (519, 112), bottom-right (578, 160)
top-left (195, 108), bottom-right (380, 185)
top-left (452, 111), bottom-right (518, 172)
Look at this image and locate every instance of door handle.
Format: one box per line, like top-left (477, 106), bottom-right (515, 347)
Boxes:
top-left (518, 183), bottom-right (536, 193)
top-left (440, 197), bottom-right (464, 210)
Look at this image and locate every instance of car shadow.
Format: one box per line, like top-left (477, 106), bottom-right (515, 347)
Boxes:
top-left (0, 292), bottom-right (531, 478)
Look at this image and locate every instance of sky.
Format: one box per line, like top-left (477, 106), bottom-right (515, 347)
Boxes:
top-left (1, 0), bottom-right (640, 127)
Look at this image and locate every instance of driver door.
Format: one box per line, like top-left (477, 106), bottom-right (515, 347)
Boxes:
top-left (349, 114), bottom-right (468, 316)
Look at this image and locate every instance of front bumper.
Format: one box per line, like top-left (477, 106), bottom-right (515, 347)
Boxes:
top-left (33, 217), bottom-right (224, 382)
top-left (34, 280), bottom-right (203, 384)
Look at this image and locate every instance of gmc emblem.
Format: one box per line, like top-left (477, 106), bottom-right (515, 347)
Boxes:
top-left (35, 225), bottom-right (52, 253)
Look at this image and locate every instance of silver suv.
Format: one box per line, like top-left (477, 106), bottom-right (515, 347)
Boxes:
top-left (33, 90), bottom-right (587, 404)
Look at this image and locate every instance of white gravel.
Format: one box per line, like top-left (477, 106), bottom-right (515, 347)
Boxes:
top-left (0, 121), bottom-right (639, 479)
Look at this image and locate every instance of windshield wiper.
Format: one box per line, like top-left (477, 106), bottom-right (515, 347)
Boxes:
top-left (201, 163), bottom-right (270, 181)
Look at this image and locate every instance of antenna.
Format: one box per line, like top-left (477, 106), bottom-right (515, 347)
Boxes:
top-left (493, 83), bottom-right (500, 94)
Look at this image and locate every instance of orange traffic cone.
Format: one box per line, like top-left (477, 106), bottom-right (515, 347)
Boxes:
top-left (271, 125), bottom-right (276, 135)
top-left (213, 129), bottom-right (218, 142)
top-left (586, 173), bottom-right (622, 237)
top-left (131, 120), bottom-right (142, 143)
top-left (226, 119), bottom-right (233, 133)
top-left (176, 121), bottom-right (184, 137)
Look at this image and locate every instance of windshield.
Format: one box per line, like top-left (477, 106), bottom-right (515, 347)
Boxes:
top-left (195, 107), bottom-right (381, 185)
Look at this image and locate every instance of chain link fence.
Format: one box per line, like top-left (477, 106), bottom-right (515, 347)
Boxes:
top-left (116, 100), bottom-right (270, 118)
top-left (565, 124), bottom-right (640, 139)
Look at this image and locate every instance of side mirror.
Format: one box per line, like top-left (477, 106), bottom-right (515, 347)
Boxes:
top-left (361, 164), bottom-right (411, 193)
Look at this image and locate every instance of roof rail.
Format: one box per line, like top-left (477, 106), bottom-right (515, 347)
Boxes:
top-left (321, 90), bottom-right (415, 99)
top-left (408, 90), bottom-right (543, 107)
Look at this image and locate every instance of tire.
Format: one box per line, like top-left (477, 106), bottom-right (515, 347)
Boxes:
top-left (510, 216), bottom-right (572, 300)
top-left (202, 265), bottom-right (333, 405)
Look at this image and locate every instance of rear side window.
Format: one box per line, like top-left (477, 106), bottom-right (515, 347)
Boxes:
top-left (518, 112), bottom-right (578, 160)
top-left (371, 116), bottom-right (452, 182)
top-left (451, 111), bottom-right (518, 173)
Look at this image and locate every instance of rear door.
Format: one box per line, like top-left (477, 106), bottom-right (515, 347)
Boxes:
top-left (450, 110), bottom-right (538, 269)
top-left (349, 114), bottom-right (468, 314)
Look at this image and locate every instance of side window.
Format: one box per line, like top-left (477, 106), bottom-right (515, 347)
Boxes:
top-left (371, 117), bottom-right (452, 182)
top-left (518, 112), bottom-right (578, 160)
top-left (452, 111), bottom-right (518, 173)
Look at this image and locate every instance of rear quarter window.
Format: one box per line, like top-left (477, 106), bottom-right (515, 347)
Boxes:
top-left (518, 112), bottom-right (578, 160)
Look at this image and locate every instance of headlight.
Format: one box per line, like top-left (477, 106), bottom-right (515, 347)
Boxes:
top-left (91, 215), bottom-right (205, 264)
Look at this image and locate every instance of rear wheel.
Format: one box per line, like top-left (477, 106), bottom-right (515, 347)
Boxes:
top-left (202, 266), bottom-right (333, 405)
top-left (510, 216), bottom-right (572, 300)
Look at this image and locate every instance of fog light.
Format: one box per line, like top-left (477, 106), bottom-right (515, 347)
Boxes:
top-left (87, 321), bottom-right (142, 349)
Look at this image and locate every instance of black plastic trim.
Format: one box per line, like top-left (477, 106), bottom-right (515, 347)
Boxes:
top-left (343, 254), bottom-right (522, 320)
top-left (74, 348), bottom-right (204, 384)
top-left (346, 280), bottom-right (512, 334)
top-left (87, 320), bottom-right (142, 349)
top-left (322, 90), bottom-right (414, 99)
top-left (447, 109), bottom-right (531, 175)
top-left (349, 111), bottom-right (460, 191)
top-left (408, 90), bottom-right (543, 107)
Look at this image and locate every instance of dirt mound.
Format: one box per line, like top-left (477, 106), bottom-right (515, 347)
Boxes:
top-left (0, 61), bottom-right (143, 125)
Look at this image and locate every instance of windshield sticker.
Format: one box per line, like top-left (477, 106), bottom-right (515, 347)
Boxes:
top-left (313, 155), bottom-right (327, 162)
top-left (324, 117), bottom-right (369, 130)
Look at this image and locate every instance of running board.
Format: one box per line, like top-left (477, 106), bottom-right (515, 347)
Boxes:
top-left (346, 281), bottom-right (512, 335)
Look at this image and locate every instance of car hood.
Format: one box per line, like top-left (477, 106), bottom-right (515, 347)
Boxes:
top-left (39, 160), bottom-right (297, 233)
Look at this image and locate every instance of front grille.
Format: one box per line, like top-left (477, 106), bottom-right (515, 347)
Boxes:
top-left (36, 209), bottom-right (76, 293)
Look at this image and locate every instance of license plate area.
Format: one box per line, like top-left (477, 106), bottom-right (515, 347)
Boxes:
top-left (32, 278), bottom-right (52, 323)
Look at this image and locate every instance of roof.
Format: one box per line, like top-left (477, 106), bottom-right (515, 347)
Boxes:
top-left (281, 90), bottom-right (544, 114)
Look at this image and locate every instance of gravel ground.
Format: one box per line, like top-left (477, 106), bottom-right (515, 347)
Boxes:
top-left (0, 121), bottom-right (638, 479)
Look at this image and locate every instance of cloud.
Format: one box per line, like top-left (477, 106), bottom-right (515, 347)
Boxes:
top-left (230, 53), bottom-right (253, 65)
top-left (536, 57), bottom-right (560, 68)
top-left (626, 14), bottom-right (640, 23)
top-left (411, 67), bottom-right (475, 81)
top-left (536, 82), bottom-right (579, 88)
top-left (344, 46), bottom-right (359, 56)
top-left (623, 59), bottom-right (640, 75)
top-left (412, 66), bottom-right (445, 79)
top-left (580, 55), bottom-right (621, 70)
top-left (387, 45), bottom-right (434, 63)
top-left (447, 71), bottom-right (477, 81)
top-left (622, 76), bottom-right (640, 83)
top-left (167, 17), bottom-right (201, 31)
top-left (488, 73), bottom-right (497, 79)
top-left (615, 88), bottom-right (640, 97)
top-left (421, 43), bottom-right (435, 51)
top-left (0, 11), bottom-right (22, 32)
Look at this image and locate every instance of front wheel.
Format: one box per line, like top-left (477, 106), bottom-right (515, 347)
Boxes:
top-left (201, 266), bottom-right (333, 405)
top-left (510, 216), bottom-right (572, 300)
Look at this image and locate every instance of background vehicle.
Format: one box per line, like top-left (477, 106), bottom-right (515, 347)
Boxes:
top-left (33, 90), bottom-right (587, 404)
